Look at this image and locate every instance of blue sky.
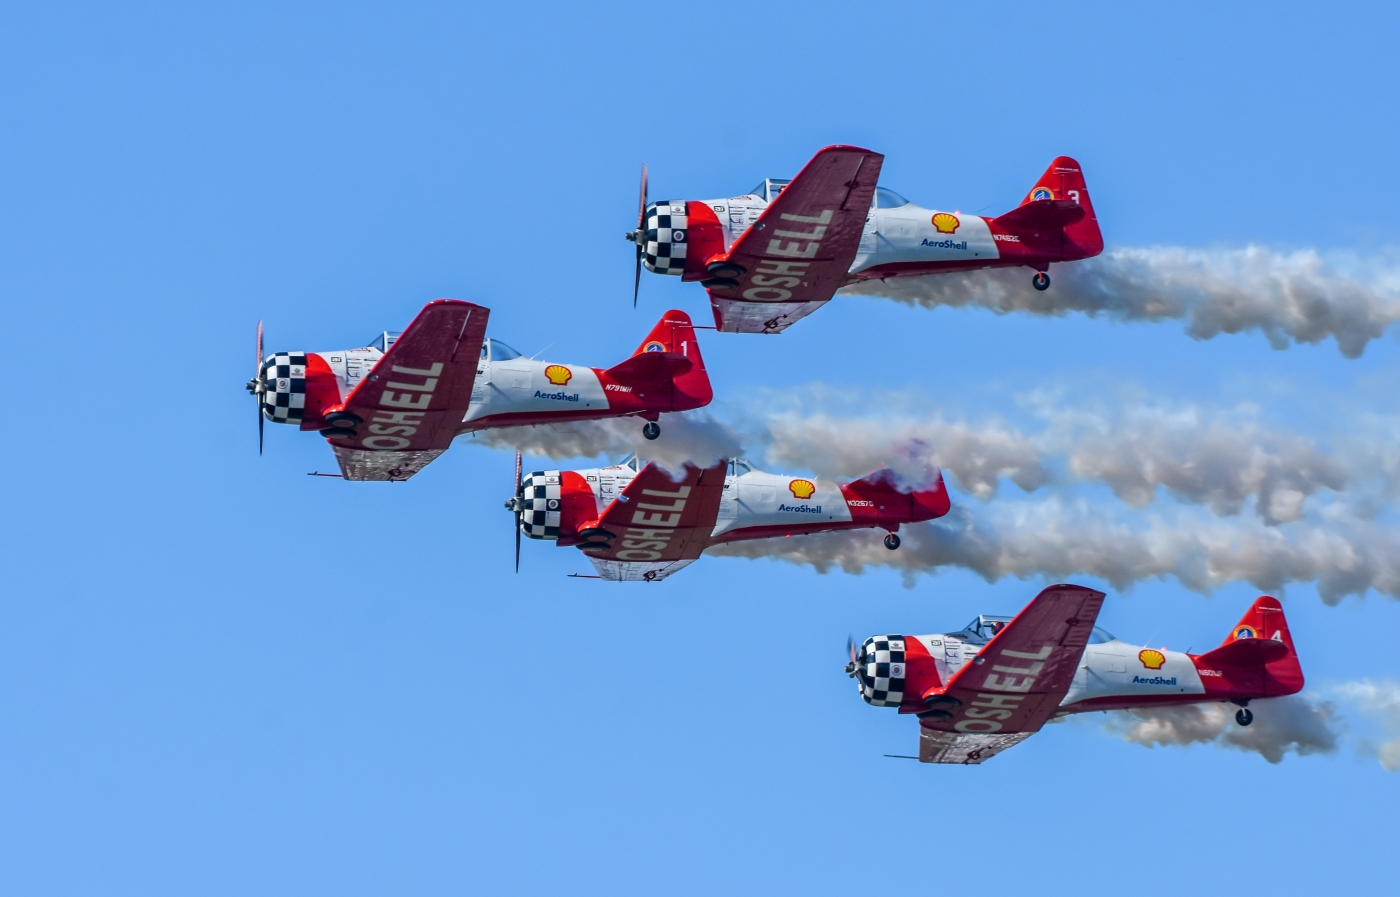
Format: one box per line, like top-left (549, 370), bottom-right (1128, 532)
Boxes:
top-left (3, 2), bottom-right (1400, 894)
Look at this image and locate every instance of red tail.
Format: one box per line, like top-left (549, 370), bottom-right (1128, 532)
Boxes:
top-left (1002, 155), bottom-right (1103, 260)
top-left (605, 310), bottom-right (712, 412)
top-left (1197, 596), bottom-right (1305, 697)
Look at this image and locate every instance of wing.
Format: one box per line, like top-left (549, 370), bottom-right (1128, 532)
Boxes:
top-left (579, 460), bottom-right (728, 578)
top-left (329, 300), bottom-right (489, 481)
top-left (707, 145), bottom-right (883, 333)
top-left (916, 584), bottom-right (1106, 764)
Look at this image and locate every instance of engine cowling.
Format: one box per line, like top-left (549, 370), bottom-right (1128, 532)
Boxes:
top-left (856, 635), bottom-right (906, 707)
top-left (641, 200), bottom-right (688, 275)
top-left (255, 351), bottom-right (347, 430)
top-left (518, 470), bottom-right (598, 541)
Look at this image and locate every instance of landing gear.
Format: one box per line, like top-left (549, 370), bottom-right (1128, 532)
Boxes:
top-left (320, 427), bottom-right (356, 439)
top-left (707, 261), bottom-right (746, 279)
top-left (1235, 707), bottom-right (1254, 727)
top-left (1032, 271), bottom-right (1051, 291)
top-left (700, 277), bottom-right (740, 290)
top-left (883, 533), bottom-right (901, 550)
top-left (642, 421), bottom-right (661, 440)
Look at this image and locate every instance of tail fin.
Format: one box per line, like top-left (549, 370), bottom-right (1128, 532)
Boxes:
top-left (1010, 155), bottom-right (1103, 260)
top-left (608, 310), bottom-right (712, 411)
top-left (1197, 596), bottom-right (1304, 696)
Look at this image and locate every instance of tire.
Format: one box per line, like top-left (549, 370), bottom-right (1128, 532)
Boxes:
top-left (1032, 271), bottom-right (1051, 291)
top-left (917, 710), bottom-right (952, 720)
top-left (1236, 707), bottom-right (1254, 726)
top-left (324, 411), bottom-right (363, 429)
top-left (884, 533), bottom-right (901, 550)
top-left (700, 277), bottom-right (740, 290)
top-left (320, 428), bottom-right (356, 439)
top-left (706, 261), bottom-right (746, 279)
top-left (643, 421), bottom-right (661, 440)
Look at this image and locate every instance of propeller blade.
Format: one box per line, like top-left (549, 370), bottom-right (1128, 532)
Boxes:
top-left (255, 320), bottom-right (265, 456)
top-left (514, 449), bottom-right (523, 573)
top-left (634, 164), bottom-right (647, 308)
top-left (847, 635), bottom-right (858, 664)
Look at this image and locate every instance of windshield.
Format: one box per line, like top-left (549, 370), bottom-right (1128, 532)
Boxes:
top-left (873, 187), bottom-right (911, 209)
top-left (482, 338), bottom-right (522, 361)
top-left (365, 331), bottom-right (401, 353)
top-left (747, 178), bottom-right (791, 201)
top-left (1088, 626), bottom-right (1117, 644)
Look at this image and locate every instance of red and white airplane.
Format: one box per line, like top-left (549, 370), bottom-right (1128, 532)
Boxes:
top-left (627, 146), bottom-right (1103, 333)
top-left (246, 301), bottom-right (712, 481)
top-left (506, 456), bottom-right (951, 580)
top-left (850, 584), bottom-right (1305, 764)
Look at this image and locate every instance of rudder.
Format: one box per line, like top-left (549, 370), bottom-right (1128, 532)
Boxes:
top-left (1020, 155), bottom-right (1103, 259)
top-left (628, 309), bottom-right (711, 411)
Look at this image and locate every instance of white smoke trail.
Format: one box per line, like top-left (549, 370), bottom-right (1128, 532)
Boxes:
top-left (471, 411), bottom-right (742, 471)
top-left (706, 499), bottom-right (1400, 602)
top-left (1333, 680), bottom-right (1400, 771)
top-left (1106, 694), bottom-right (1340, 764)
top-left (840, 246), bottom-right (1400, 358)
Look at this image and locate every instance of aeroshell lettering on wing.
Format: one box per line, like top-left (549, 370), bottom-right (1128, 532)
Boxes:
top-left (361, 362), bottom-right (444, 450)
top-left (736, 209), bottom-right (834, 302)
top-left (947, 644), bottom-right (1054, 734)
top-left (611, 485), bottom-right (693, 561)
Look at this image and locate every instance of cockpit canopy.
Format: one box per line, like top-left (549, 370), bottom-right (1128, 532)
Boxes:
top-left (480, 338), bottom-right (522, 361)
top-left (950, 614), bottom-right (1116, 645)
top-left (366, 331), bottom-right (402, 353)
top-left (747, 178), bottom-right (791, 202)
top-left (872, 187), bottom-right (911, 209)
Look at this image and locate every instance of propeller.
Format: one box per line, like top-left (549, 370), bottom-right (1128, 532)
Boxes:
top-left (846, 635), bottom-right (860, 677)
top-left (245, 320), bottom-right (266, 455)
top-left (627, 163), bottom-right (648, 307)
top-left (512, 450), bottom-right (523, 572)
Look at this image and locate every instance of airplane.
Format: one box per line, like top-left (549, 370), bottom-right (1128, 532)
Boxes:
top-left (848, 584), bottom-right (1305, 764)
top-left (626, 146), bottom-right (1103, 333)
top-left (505, 455), bottom-right (951, 580)
top-left (246, 301), bottom-right (712, 481)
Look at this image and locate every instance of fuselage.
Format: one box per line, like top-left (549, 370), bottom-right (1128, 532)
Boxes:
top-left (857, 618), bottom-right (1286, 716)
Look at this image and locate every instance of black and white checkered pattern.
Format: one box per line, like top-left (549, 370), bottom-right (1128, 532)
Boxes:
top-left (519, 470), bottom-right (563, 539)
top-left (857, 635), bottom-right (906, 707)
top-left (260, 352), bottom-right (308, 424)
top-left (642, 201), bottom-right (688, 276)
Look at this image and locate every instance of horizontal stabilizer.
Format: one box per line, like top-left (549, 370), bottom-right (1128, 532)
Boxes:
top-left (993, 198), bottom-right (1086, 232)
top-left (1197, 637), bottom-right (1291, 669)
top-left (605, 351), bottom-right (693, 384)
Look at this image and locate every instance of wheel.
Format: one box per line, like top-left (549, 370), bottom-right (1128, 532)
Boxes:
top-left (1032, 271), bottom-right (1051, 291)
top-left (324, 411), bottom-right (362, 429)
top-left (578, 528), bottom-right (615, 543)
top-left (578, 541), bottom-right (611, 552)
top-left (642, 421), bottom-right (661, 440)
top-left (884, 533), bottom-right (901, 550)
top-left (917, 709), bottom-right (952, 720)
top-left (700, 277), bottom-right (740, 290)
top-left (1235, 707), bottom-right (1254, 726)
top-left (706, 261), bottom-right (746, 279)
top-left (320, 428), bottom-right (356, 439)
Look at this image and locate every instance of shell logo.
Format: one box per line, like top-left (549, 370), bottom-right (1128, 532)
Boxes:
top-left (1138, 649), bottom-right (1166, 671)
top-left (788, 479), bottom-right (816, 500)
top-left (1234, 625), bottom-right (1257, 640)
top-left (544, 365), bottom-right (573, 386)
top-left (931, 213), bottom-right (960, 234)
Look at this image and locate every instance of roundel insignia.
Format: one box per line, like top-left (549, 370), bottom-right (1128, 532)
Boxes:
top-left (642, 340), bottom-right (666, 353)
top-left (672, 229), bottom-right (686, 242)
top-left (547, 499), bottom-right (559, 510)
top-left (1030, 187), bottom-right (1054, 201)
top-left (1234, 625), bottom-right (1258, 640)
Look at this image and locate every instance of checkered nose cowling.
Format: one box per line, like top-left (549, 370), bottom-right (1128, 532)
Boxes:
top-left (519, 470), bottom-right (563, 540)
top-left (642, 200), bottom-right (688, 276)
top-left (259, 353), bottom-right (308, 425)
top-left (856, 635), bottom-right (906, 707)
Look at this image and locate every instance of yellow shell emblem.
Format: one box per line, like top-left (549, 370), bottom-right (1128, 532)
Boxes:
top-left (544, 365), bottom-right (573, 386)
top-left (931, 213), bottom-right (960, 234)
top-left (1138, 649), bottom-right (1166, 671)
top-left (788, 479), bottom-right (816, 500)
